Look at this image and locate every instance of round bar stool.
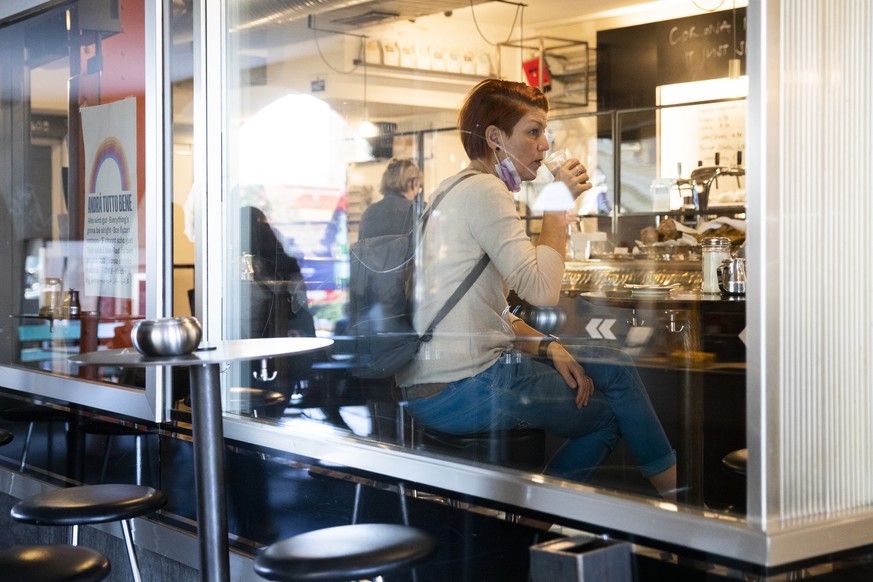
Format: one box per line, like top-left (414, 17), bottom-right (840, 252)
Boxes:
top-left (719, 448), bottom-right (748, 513)
top-left (0, 404), bottom-right (72, 471)
top-left (0, 427), bottom-right (13, 446)
top-left (722, 448), bottom-right (748, 476)
top-left (0, 545), bottom-right (111, 582)
top-left (228, 387), bottom-right (287, 418)
top-left (417, 428), bottom-right (545, 522)
top-left (11, 484), bottom-right (167, 582)
top-left (183, 387), bottom-right (287, 418)
top-left (418, 428), bottom-right (546, 471)
top-left (254, 523), bottom-right (436, 581)
top-left (79, 419), bottom-right (157, 485)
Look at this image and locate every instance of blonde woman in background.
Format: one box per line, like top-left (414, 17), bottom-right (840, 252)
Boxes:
top-left (358, 158), bottom-right (423, 240)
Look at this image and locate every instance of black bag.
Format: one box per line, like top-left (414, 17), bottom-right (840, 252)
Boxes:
top-left (348, 173), bottom-right (487, 378)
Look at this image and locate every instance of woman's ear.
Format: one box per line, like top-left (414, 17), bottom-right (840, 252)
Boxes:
top-left (484, 125), bottom-right (502, 152)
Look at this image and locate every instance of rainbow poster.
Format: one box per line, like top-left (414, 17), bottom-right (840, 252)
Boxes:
top-left (81, 97), bottom-right (138, 299)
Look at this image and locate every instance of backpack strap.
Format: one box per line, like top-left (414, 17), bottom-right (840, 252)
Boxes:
top-left (420, 172), bottom-right (476, 232)
top-left (415, 171), bottom-right (490, 342)
top-left (420, 253), bottom-right (489, 342)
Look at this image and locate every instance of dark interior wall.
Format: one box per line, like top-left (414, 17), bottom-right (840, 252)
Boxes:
top-left (596, 7), bottom-right (747, 109)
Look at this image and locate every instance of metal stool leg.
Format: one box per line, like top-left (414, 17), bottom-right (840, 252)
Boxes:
top-left (63, 500), bottom-right (144, 582)
top-left (134, 434), bottom-right (144, 486)
top-left (120, 519), bottom-right (144, 582)
top-left (19, 421), bottom-right (34, 471)
top-left (350, 480), bottom-right (409, 526)
top-left (352, 482), bottom-right (363, 525)
top-left (90, 426), bottom-right (153, 485)
top-left (99, 435), bottom-right (114, 483)
top-left (398, 482), bottom-right (410, 526)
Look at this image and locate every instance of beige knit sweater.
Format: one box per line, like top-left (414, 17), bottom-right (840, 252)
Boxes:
top-left (396, 170), bottom-right (564, 387)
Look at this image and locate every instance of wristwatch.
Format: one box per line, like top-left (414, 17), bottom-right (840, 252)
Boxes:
top-left (537, 334), bottom-right (559, 358)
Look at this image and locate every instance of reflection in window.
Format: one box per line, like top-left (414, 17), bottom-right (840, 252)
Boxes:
top-left (1, 1), bottom-right (146, 386)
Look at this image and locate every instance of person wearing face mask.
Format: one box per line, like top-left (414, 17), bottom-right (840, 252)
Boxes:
top-left (358, 158), bottom-right (423, 240)
top-left (396, 79), bottom-right (677, 499)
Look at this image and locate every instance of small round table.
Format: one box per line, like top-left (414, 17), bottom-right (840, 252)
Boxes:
top-left (70, 337), bottom-right (332, 582)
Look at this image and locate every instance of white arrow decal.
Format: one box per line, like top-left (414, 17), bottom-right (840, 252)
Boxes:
top-left (586, 318), bottom-right (617, 340)
top-left (599, 319), bottom-right (616, 340)
top-left (586, 318), bottom-right (604, 339)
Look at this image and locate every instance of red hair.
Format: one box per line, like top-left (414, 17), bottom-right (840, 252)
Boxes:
top-left (457, 79), bottom-right (549, 160)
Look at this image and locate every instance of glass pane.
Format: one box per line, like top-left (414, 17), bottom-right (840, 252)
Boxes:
top-left (618, 109), bottom-right (659, 214)
top-left (218, 1), bottom-right (747, 517)
top-left (0, 1), bottom-right (147, 386)
top-left (548, 114), bottom-right (614, 217)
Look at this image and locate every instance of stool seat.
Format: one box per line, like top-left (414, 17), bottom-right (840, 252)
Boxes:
top-left (11, 484), bottom-right (167, 525)
top-left (0, 404), bottom-right (71, 424)
top-left (0, 428), bottom-right (13, 446)
top-left (420, 428), bottom-right (545, 471)
top-left (183, 387), bottom-right (287, 416)
top-left (79, 419), bottom-right (154, 437)
top-left (254, 523), bottom-right (436, 581)
top-left (722, 448), bottom-right (748, 477)
top-left (230, 387), bottom-right (286, 407)
top-left (0, 545), bottom-right (111, 582)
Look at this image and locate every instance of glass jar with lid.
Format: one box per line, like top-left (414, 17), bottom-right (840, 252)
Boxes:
top-left (39, 277), bottom-right (63, 317)
top-left (700, 237), bottom-right (731, 293)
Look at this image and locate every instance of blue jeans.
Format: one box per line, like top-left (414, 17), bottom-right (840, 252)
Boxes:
top-left (406, 346), bottom-right (675, 482)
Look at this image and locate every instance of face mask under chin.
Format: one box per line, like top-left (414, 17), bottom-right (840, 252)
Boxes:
top-left (493, 139), bottom-right (522, 192)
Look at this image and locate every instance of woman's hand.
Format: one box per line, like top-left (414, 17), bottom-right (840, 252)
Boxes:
top-left (547, 342), bottom-right (594, 408)
top-left (553, 159), bottom-right (593, 200)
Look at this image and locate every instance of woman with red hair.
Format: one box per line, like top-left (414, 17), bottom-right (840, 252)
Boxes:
top-left (397, 79), bottom-right (677, 498)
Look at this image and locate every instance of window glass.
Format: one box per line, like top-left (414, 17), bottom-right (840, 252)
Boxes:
top-left (216, 2), bottom-right (746, 514)
top-left (0, 0), bottom-right (146, 387)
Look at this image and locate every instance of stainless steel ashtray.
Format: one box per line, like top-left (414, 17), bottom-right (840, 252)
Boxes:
top-left (131, 316), bottom-right (202, 356)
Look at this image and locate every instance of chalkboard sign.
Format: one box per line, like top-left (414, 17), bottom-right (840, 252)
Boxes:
top-left (597, 8), bottom-right (746, 109)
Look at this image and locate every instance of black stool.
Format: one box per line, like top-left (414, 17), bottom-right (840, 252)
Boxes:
top-left (308, 464), bottom-right (411, 526)
top-left (11, 484), bottom-right (167, 582)
top-left (722, 448), bottom-right (748, 476)
top-left (254, 523), bottom-right (436, 581)
top-left (228, 387), bottom-right (287, 418)
top-left (0, 545), bottom-right (111, 582)
top-left (719, 448), bottom-right (748, 514)
top-left (419, 428), bottom-right (546, 471)
top-left (0, 404), bottom-right (71, 471)
top-left (183, 387), bottom-right (287, 418)
top-left (0, 427), bottom-right (13, 446)
top-left (79, 419), bottom-right (157, 485)
top-left (418, 428), bottom-right (546, 521)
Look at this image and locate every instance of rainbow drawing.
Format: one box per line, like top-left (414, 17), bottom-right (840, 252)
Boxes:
top-left (88, 136), bottom-right (131, 194)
